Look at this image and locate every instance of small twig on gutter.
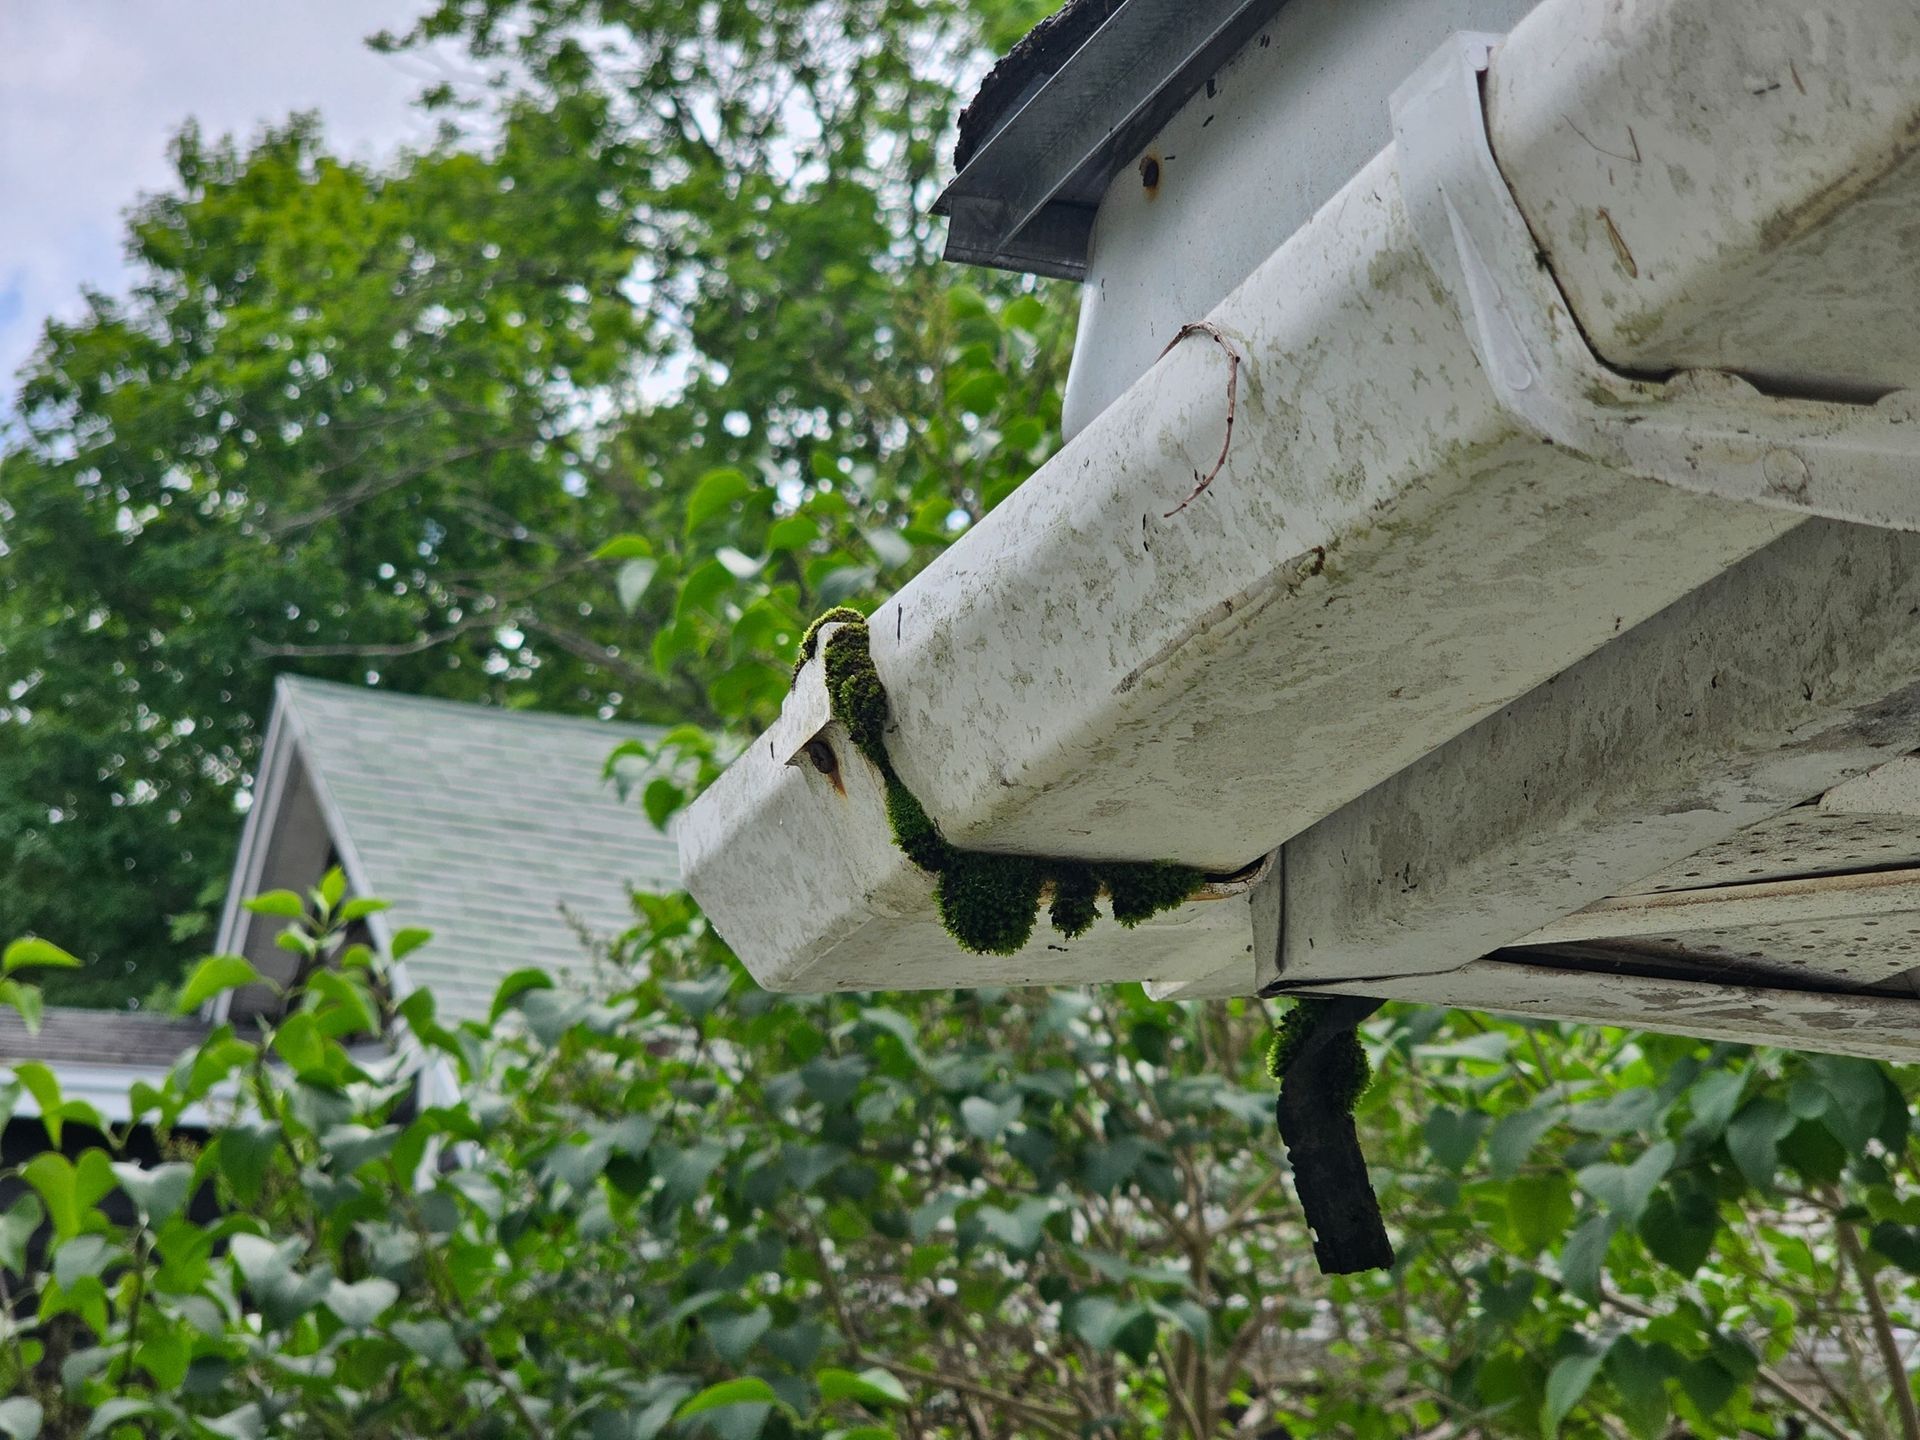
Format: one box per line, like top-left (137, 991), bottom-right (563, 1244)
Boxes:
top-left (1158, 320), bottom-right (1242, 517)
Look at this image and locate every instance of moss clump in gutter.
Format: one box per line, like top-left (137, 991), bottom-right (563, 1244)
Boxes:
top-left (1267, 1001), bottom-right (1372, 1114)
top-left (1046, 862), bottom-right (1100, 941)
top-left (1267, 996), bottom-right (1392, 1275)
top-left (795, 605), bottom-right (868, 681)
top-left (800, 609), bottom-right (1204, 955)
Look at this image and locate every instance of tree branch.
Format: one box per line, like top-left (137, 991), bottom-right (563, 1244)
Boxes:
top-left (1837, 1204), bottom-right (1920, 1440)
top-left (854, 1353), bottom-right (1081, 1439)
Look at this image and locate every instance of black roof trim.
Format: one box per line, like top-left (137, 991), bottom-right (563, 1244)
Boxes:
top-left (934, 0), bottom-right (1288, 280)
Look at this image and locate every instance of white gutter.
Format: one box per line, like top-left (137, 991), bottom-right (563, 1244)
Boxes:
top-left (683, 0), bottom-right (1920, 1014)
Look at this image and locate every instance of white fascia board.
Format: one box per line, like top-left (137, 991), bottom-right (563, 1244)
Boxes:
top-left (683, 0), bottom-right (1920, 998)
top-left (1259, 520), bottom-right (1920, 997)
top-left (209, 685), bottom-right (300, 1022)
top-left (1313, 958), bottom-right (1920, 1067)
top-left (11, 1063), bottom-right (225, 1130)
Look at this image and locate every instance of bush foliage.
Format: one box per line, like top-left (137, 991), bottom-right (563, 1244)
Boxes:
top-left (7, 890), bottom-right (1920, 1437)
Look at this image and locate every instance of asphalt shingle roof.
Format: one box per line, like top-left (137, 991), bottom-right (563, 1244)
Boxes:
top-left (0, 1010), bottom-right (212, 1069)
top-left (278, 677), bottom-right (676, 1021)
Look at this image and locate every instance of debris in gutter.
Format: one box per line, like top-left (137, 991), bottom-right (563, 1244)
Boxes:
top-left (794, 608), bottom-right (1205, 954)
top-left (1268, 996), bottom-right (1395, 1275)
top-left (953, 0), bottom-right (1126, 169)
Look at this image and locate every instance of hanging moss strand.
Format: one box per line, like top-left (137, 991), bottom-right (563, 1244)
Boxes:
top-left (797, 611), bottom-right (1205, 955)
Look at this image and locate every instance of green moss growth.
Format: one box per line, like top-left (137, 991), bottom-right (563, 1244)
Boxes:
top-left (793, 605), bottom-right (867, 680)
top-left (936, 852), bottom-right (1046, 955)
top-left (885, 777), bottom-right (956, 873)
top-left (1047, 863), bottom-right (1100, 940)
top-left (1267, 1002), bottom-right (1372, 1111)
top-left (822, 629), bottom-right (890, 770)
top-left (1097, 861), bottom-right (1206, 927)
top-left (800, 608), bottom-right (1211, 957)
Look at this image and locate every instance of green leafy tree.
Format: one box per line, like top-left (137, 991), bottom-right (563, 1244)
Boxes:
top-left (0, 0), bottom-right (1067, 1005)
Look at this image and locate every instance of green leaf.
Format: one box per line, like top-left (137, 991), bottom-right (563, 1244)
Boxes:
top-left (0, 1397), bottom-right (43, 1440)
top-left (1424, 1107), bottom-right (1489, 1171)
top-left (618, 557), bottom-right (658, 613)
top-left (863, 528), bottom-right (912, 569)
top-left (1638, 1174), bottom-right (1719, 1276)
top-left (1486, 1104), bottom-right (1558, 1180)
top-left (228, 1233), bottom-right (330, 1329)
top-left (111, 1161), bottom-right (194, 1225)
top-left (317, 867), bottom-right (347, 910)
top-left (1870, 1221), bottom-right (1920, 1275)
top-left (176, 955), bottom-right (264, 1014)
top-left (1678, 1354), bottom-right (1739, 1418)
top-left (653, 1142), bottom-right (726, 1216)
top-left (1544, 1348), bottom-right (1605, 1436)
top-left (1083, 1136), bottom-right (1152, 1197)
top-left (12, 1062), bottom-right (63, 1133)
top-left (1508, 1172), bottom-right (1574, 1253)
top-left (1809, 1055), bottom-right (1888, 1150)
top-left (272, 1010), bottom-right (328, 1073)
top-left (2, 937), bottom-right (81, 974)
top-left (959, 1094), bottom-right (1021, 1142)
top-left (324, 1276), bottom-right (399, 1328)
top-left (947, 369), bottom-right (1006, 415)
top-left (0, 1194), bottom-right (43, 1273)
top-left (595, 534), bottom-right (654, 560)
top-left (975, 1197), bottom-right (1053, 1257)
top-left (392, 1317), bottom-right (463, 1368)
top-left (22, 1153), bottom-right (82, 1239)
top-left (662, 971), bottom-right (732, 1020)
top-left (0, 979), bottom-right (43, 1033)
top-left (766, 515), bottom-right (819, 553)
top-left (815, 564), bottom-right (876, 607)
top-left (817, 1367), bottom-right (910, 1407)
top-left (215, 1121), bottom-right (283, 1206)
top-left (1559, 1212), bottom-right (1615, 1301)
top-left (1575, 1141), bottom-right (1675, 1222)
top-left (706, 1308), bottom-right (772, 1365)
top-left (135, 1324), bottom-right (191, 1391)
top-left (1606, 1338), bottom-right (1673, 1440)
top-left (1684, 1067), bottom-right (1747, 1140)
top-left (801, 1055), bottom-right (868, 1107)
top-left (491, 967), bottom-right (557, 1022)
top-left (643, 777), bottom-right (685, 830)
top-left (201, 1405), bottom-right (266, 1440)
top-left (86, 1399), bottom-right (159, 1437)
top-left (307, 969), bottom-right (381, 1034)
top-left (241, 890), bottom-right (306, 919)
top-left (321, 1123), bottom-right (401, 1174)
top-left (1111, 1305), bottom-right (1159, 1364)
top-left (685, 467), bottom-right (754, 534)
top-left (675, 1378), bottom-right (780, 1420)
top-left (1003, 295), bottom-right (1049, 333)
top-left (389, 927), bottom-right (433, 960)
top-left (1725, 1098), bottom-right (1795, 1192)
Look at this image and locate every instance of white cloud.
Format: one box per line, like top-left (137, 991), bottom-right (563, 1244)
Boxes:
top-left (0, 1), bottom-right (469, 393)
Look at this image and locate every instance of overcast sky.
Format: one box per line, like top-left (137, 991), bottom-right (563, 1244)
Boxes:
top-left (0, 2), bottom-right (460, 391)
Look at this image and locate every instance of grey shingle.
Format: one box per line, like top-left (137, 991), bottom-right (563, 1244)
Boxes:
top-left (278, 678), bottom-right (678, 1023)
top-left (0, 1011), bottom-right (212, 1069)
